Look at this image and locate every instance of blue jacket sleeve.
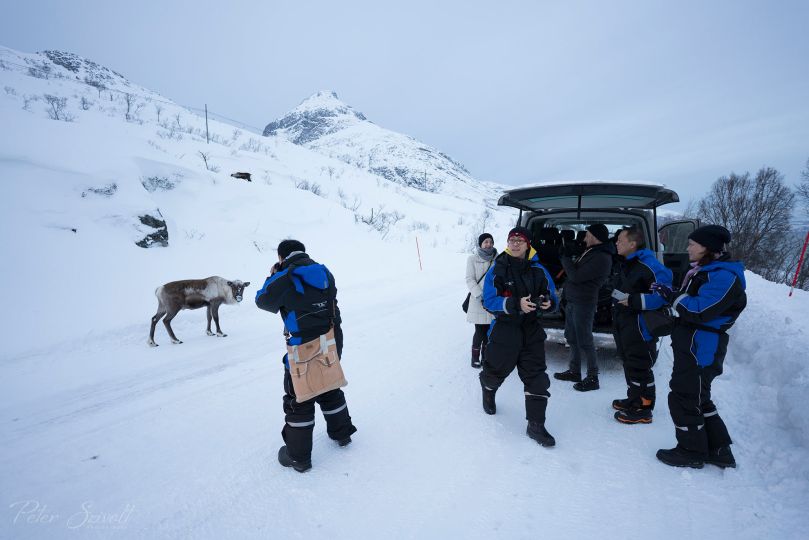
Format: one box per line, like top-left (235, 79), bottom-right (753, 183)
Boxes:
top-left (672, 270), bottom-right (738, 324)
top-left (482, 264), bottom-right (515, 315)
top-left (255, 269), bottom-right (289, 313)
top-left (629, 262), bottom-right (673, 311)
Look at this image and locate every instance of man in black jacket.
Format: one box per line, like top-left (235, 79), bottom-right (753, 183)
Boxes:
top-left (255, 239), bottom-right (357, 473)
top-left (480, 227), bottom-right (559, 447)
top-left (554, 223), bottom-right (614, 391)
top-left (611, 226), bottom-right (673, 424)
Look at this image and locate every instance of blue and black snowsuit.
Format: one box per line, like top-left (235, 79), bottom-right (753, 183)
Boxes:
top-left (667, 256), bottom-right (746, 456)
top-left (613, 249), bottom-right (673, 409)
top-left (480, 248), bottom-right (558, 424)
top-left (255, 252), bottom-right (357, 463)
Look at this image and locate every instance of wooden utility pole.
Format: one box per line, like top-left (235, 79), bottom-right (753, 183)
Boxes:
top-left (205, 104), bottom-right (210, 144)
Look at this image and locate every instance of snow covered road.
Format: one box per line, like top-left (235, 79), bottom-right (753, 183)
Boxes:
top-left (2, 269), bottom-right (806, 539)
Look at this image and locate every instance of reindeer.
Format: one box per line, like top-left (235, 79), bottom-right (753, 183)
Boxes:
top-left (148, 277), bottom-right (250, 346)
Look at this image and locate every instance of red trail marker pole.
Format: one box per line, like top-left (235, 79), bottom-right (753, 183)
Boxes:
top-left (789, 230), bottom-right (809, 297)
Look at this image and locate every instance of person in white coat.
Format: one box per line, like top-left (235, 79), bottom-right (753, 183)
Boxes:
top-left (466, 233), bottom-right (496, 367)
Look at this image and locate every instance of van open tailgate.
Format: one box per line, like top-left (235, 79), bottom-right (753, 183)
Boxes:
top-left (498, 181), bottom-right (678, 212)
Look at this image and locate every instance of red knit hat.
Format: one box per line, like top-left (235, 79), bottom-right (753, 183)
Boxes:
top-left (507, 226), bottom-right (531, 245)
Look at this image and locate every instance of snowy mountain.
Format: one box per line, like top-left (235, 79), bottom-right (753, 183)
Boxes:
top-left (264, 90), bottom-right (480, 193)
top-left (2, 45), bottom-right (808, 540)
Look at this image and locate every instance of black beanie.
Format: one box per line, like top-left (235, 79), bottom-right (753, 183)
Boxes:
top-left (507, 226), bottom-right (532, 246)
top-left (277, 239), bottom-right (306, 260)
top-left (478, 233), bottom-right (494, 247)
top-left (586, 223), bottom-right (610, 244)
top-left (688, 225), bottom-right (731, 253)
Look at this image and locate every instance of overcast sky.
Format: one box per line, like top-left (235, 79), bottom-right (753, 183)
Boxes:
top-left (3, 0), bottom-right (808, 208)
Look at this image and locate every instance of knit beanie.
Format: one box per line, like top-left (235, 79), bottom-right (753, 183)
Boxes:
top-left (586, 223), bottom-right (610, 244)
top-left (688, 225), bottom-right (731, 253)
top-left (507, 226), bottom-right (531, 245)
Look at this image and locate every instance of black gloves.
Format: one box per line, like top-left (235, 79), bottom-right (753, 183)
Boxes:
top-left (650, 282), bottom-right (678, 304)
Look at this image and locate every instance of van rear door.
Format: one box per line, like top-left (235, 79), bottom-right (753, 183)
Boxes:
top-left (658, 219), bottom-right (700, 285)
top-left (498, 182), bottom-right (679, 213)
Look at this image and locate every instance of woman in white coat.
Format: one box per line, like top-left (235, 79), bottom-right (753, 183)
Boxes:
top-left (467, 233), bottom-right (496, 368)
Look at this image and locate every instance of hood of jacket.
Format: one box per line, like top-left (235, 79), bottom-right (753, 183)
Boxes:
top-left (282, 253), bottom-right (330, 291)
top-left (702, 258), bottom-right (746, 289)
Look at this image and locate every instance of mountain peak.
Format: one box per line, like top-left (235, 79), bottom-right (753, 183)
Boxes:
top-left (292, 90), bottom-right (367, 121)
top-left (263, 90), bottom-right (366, 143)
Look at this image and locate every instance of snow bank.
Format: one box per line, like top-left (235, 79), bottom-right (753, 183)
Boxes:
top-left (729, 271), bottom-right (809, 448)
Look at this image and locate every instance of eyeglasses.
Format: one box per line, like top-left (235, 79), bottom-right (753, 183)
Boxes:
top-left (507, 238), bottom-right (526, 245)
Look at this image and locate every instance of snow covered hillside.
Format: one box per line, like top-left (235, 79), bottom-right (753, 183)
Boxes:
top-left (263, 90), bottom-right (487, 194)
top-left (0, 45), bottom-right (513, 358)
top-left (1, 45), bottom-right (808, 539)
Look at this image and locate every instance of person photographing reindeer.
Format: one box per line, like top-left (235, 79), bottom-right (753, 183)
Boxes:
top-left (255, 239), bottom-right (357, 473)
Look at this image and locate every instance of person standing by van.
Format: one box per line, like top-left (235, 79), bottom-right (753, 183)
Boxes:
top-left (652, 225), bottom-right (746, 469)
top-left (480, 227), bottom-right (558, 447)
top-left (611, 226), bottom-right (672, 424)
top-left (553, 224), bottom-right (613, 391)
top-left (466, 233), bottom-right (496, 368)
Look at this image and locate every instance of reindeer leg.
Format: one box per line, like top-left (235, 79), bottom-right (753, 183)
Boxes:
top-left (163, 310), bottom-right (183, 344)
top-left (149, 308), bottom-right (166, 346)
top-left (206, 305), bottom-right (215, 336)
top-left (212, 302), bottom-right (227, 337)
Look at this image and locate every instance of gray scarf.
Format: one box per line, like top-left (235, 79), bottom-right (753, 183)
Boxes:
top-left (477, 246), bottom-right (497, 261)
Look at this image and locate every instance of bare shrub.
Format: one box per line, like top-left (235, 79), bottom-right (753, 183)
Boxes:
top-left (338, 189), bottom-right (361, 212)
top-left (198, 151), bottom-right (220, 172)
top-left (22, 94), bottom-right (38, 111)
top-left (44, 94), bottom-right (71, 121)
top-left (410, 220), bottom-right (430, 232)
top-left (123, 93), bottom-right (143, 121)
top-left (81, 183), bottom-right (118, 198)
top-left (141, 175), bottom-right (178, 192)
top-left (239, 137), bottom-right (262, 152)
top-left (355, 206), bottom-right (405, 238)
top-left (294, 179), bottom-right (324, 197)
top-left (4, 86), bottom-right (17, 96)
top-left (80, 96), bottom-right (92, 110)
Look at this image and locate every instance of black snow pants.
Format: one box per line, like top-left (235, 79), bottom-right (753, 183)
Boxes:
top-left (281, 327), bottom-right (356, 462)
top-left (480, 319), bottom-right (550, 423)
top-left (667, 325), bottom-right (732, 456)
top-left (614, 311), bottom-right (658, 408)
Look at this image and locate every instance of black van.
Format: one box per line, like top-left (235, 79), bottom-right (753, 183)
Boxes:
top-left (498, 181), bottom-right (698, 333)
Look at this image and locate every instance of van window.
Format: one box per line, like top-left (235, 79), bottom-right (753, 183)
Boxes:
top-left (659, 221), bottom-right (697, 253)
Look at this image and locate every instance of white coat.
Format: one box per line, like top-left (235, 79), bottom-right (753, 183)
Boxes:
top-left (465, 251), bottom-right (495, 325)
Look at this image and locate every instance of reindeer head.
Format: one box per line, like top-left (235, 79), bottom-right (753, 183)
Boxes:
top-left (227, 280), bottom-right (250, 302)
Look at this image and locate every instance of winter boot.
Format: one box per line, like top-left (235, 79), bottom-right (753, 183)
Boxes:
top-left (481, 384), bottom-right (497, 415)
top-left (573, 375), bottom-right (600, 392)
top-left (612, 397), bottom-right (634, 411)
top-left (705, 446), bottom-right (736, 469)
top-left (615, 407), bottom-right (653, 424)
top-left (277, 445), bottom-right (312, 473)
top-left (553, 369), bottom-right (582, 382)
top-left (527, 421), bottom-right (556, 447)
top-left (656, 446), bottom-right (704, 469)
top-left (471, 347), bottom-right (481, 369)
top-left (337, 436), bottom-right (352, 447)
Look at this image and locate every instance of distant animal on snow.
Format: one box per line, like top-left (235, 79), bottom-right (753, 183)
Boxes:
top-left (148, 276), bottom-right (250, 346)
top-left (230, 172), bottom-right (252, 182)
